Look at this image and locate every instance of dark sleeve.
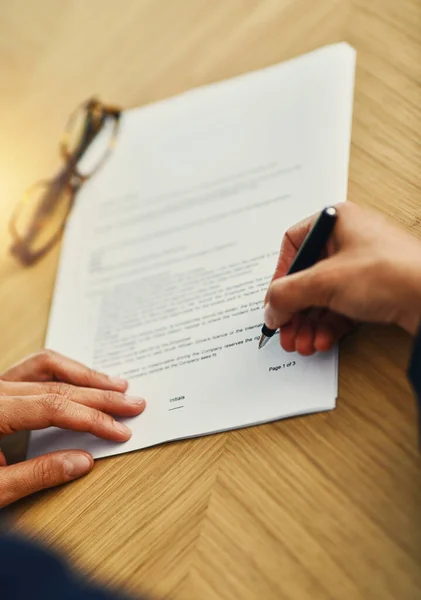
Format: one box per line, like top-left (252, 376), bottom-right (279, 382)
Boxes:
top-left (0, 534), bottom-right (143, 600)
top-left (408, 326), bottom-right (421, 431)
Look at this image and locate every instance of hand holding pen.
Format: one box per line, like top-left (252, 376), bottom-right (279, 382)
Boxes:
top-left (259, 202), bottom-right (421, 355)
top-left (259, 206), bottom-right (338, 349)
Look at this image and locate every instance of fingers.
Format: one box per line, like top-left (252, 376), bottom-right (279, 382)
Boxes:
top-left (295, 315), bottom-right (316, 356)
top-left (279, 310), bottom-right (354, 355)
top-left (2, 350), bottom-right (128, 393)
top-left (0, 395), bottom-right (135, 442)
top-left (266, 260), bottom-right (340, 328)
top-left (264, 213), bottom-right (319, 303)
top-left (0, 381), bottom-right (146, 418)
top-left (312, 322), bottom-right (336, 352)
top-left (273, 214), bottom-right (319, 280)
top-left (313, 312), bottom-right (355, 351)
top-left (280, 311), bottom-right (317, 356)
top-left (279, 314), bottom-right (303, 352)
top-left (0, 451), bottom-right (93, 508)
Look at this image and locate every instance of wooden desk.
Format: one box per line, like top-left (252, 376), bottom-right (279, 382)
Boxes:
top-left (1, 1), bottom-right (421, 598)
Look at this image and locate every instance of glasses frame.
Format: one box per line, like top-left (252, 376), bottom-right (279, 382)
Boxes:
top-left (9, 98), bottom-right (121, 266)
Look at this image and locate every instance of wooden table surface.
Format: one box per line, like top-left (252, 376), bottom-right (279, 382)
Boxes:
top-left (1, 1), bottom-right (421, 598)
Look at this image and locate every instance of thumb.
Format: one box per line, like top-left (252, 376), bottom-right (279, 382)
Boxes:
top-left (0, 451), bottom-right (93, 507)
top-left (265, 261), bottom-right (339, 328)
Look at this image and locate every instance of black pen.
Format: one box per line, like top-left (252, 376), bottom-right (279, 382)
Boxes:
top-left (258, 206), bottom-right (338, 349)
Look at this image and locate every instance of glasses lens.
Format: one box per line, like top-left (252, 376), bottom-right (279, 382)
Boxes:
top-left (62, 102), bottom-right (117, 179)
top-left (11, 181), bottom-right (73, 258)
top-left (63, 104), bottom-right (89, 157)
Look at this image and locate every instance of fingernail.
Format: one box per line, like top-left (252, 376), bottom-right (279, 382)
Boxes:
top-left (264, 302), bottom-right (278, 329)
top-left (63, 454), bottom-right (92, 479)
top-left (125, 396), bottom-right (146, 406)
top-left (108, 375), bottom-right (128, 387)
top-left (114, 421), bottom-right (132, 437)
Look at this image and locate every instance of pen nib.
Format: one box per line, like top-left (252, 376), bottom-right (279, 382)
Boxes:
top-left (258, 334), bottom-right (270, 349)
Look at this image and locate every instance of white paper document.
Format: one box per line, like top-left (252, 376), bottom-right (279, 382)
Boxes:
top-left (29, 43), bottom-right (355, 460)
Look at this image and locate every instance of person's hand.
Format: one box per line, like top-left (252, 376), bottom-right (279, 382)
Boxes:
top-left (265, 202), bottom-right (421, 355)
top-left (0, 350), bottom-right (145, 507)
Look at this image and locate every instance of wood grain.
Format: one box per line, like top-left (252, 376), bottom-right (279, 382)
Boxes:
top-left (1, 1), bottom-right (421, 598)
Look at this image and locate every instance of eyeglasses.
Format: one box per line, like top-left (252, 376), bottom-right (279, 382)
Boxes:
top-left (9, 98), bottom-right (121, 266)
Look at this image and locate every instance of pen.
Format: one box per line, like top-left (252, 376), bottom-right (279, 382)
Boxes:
top-left (258, 206), bottom-right (338, 349)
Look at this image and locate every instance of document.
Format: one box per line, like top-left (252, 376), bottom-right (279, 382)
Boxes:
top-left (29, 43), bottom-right (355, 459)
